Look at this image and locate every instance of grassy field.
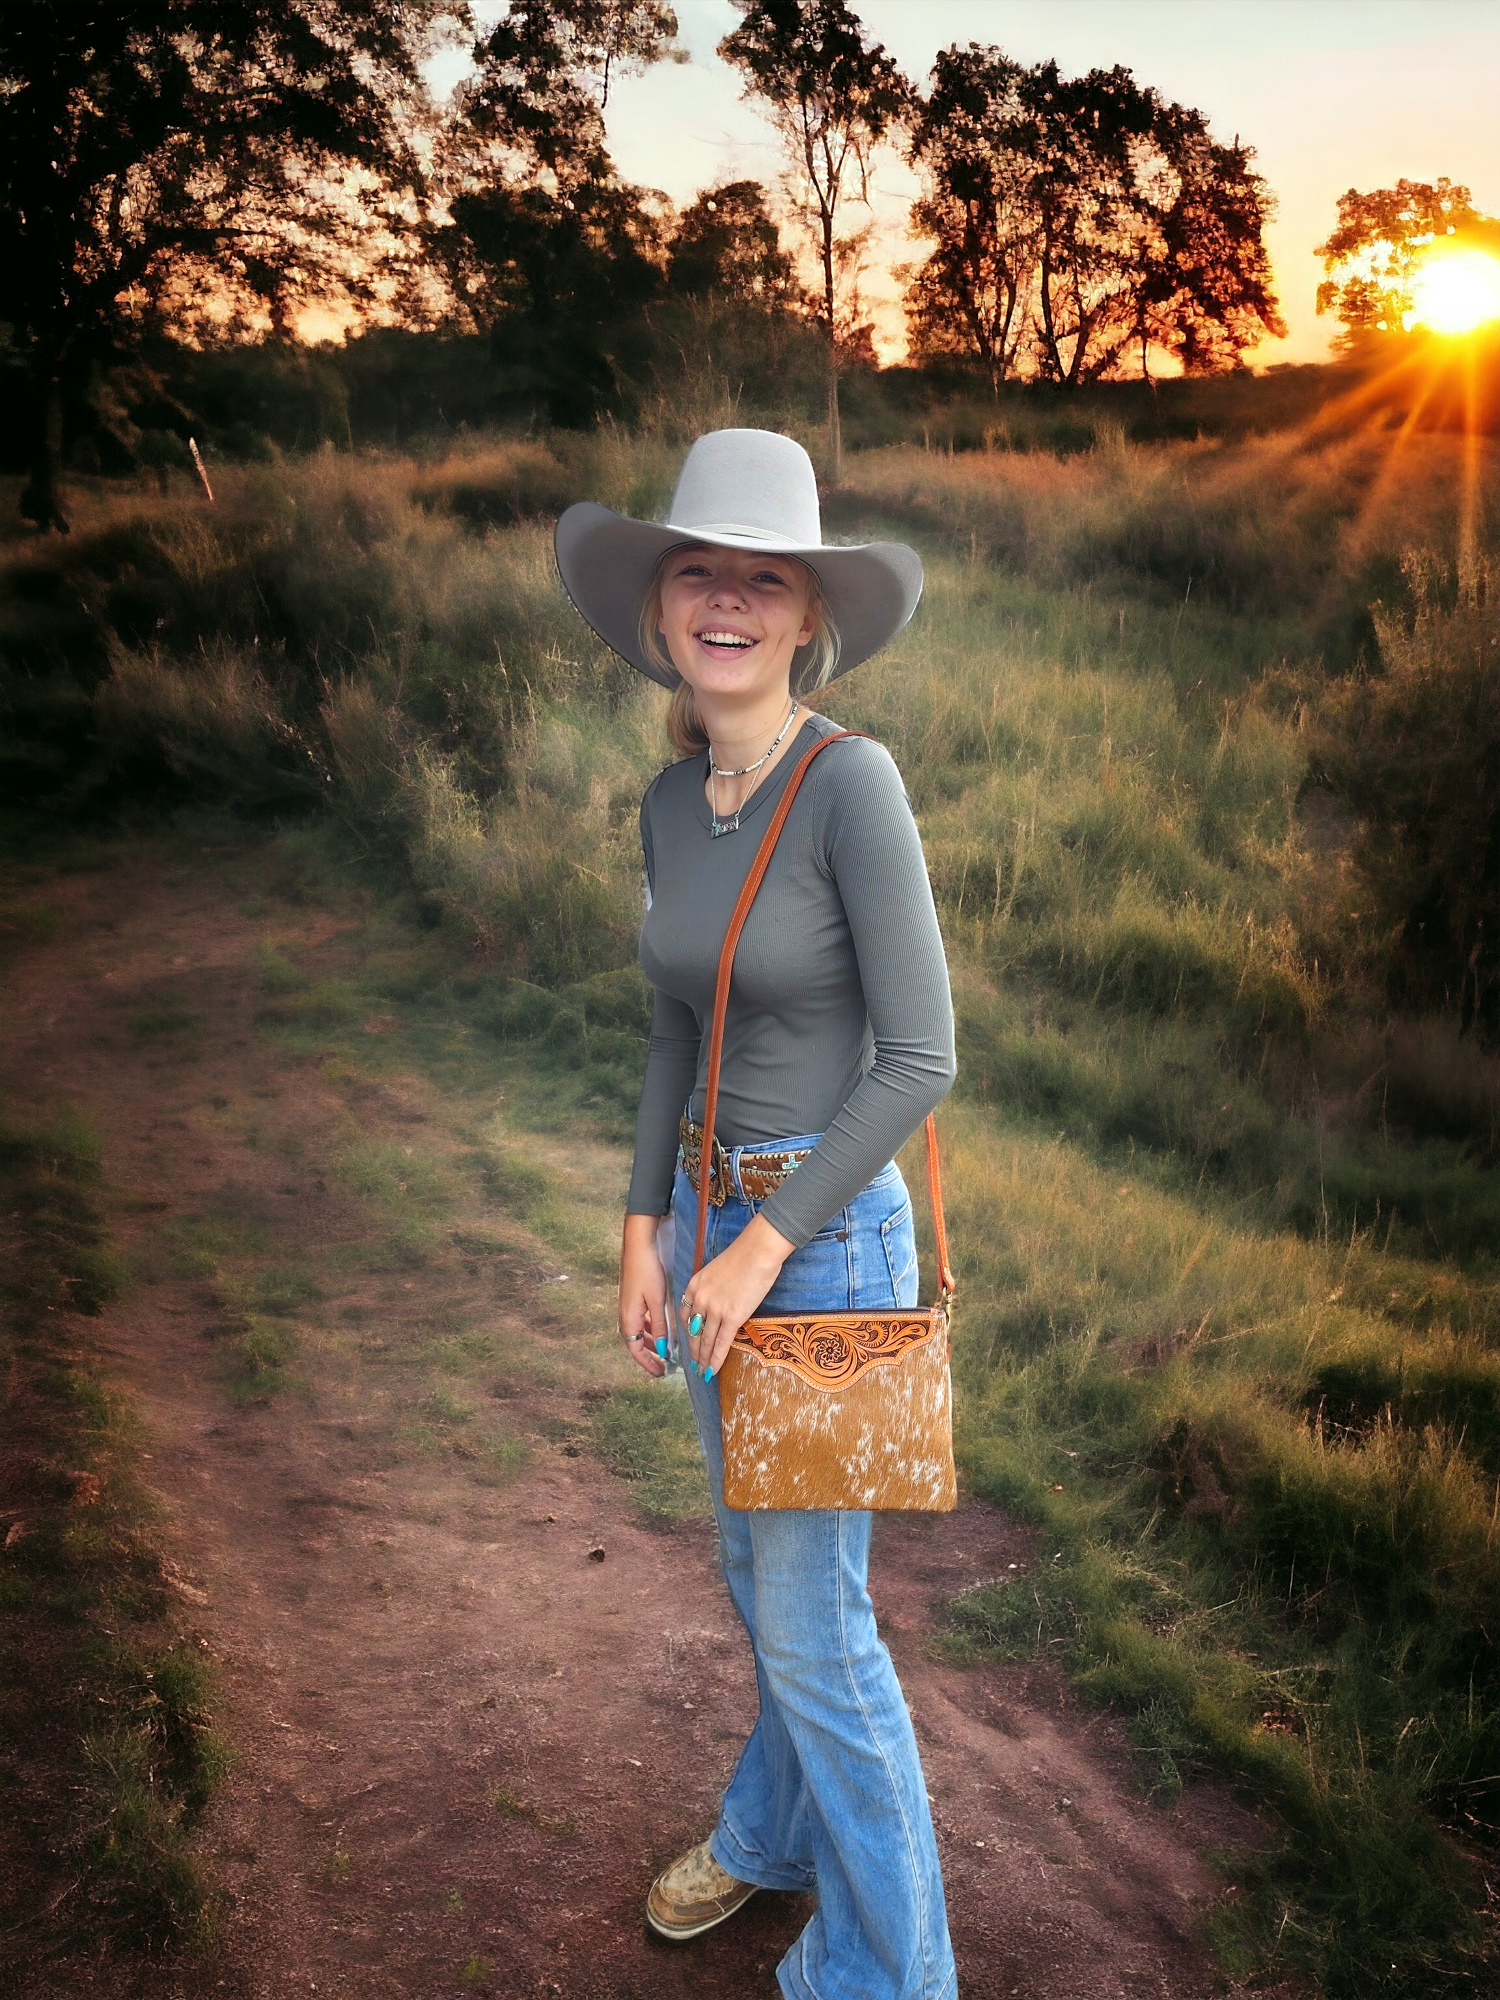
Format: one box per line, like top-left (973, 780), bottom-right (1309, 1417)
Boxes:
top-left (3, 366), bottom-right (1499, 1994)
top-left (0, 1107), bottom-right (229, 1976)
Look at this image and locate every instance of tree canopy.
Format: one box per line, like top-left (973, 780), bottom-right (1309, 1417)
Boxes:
top-left (667, 181), bottom-right (798, 305)
top-left (0, 0), bottom-right (455, 527)
top-left (907, 47), bottom-right (1283, 389)
top-left (454, 0), bottom-right (685, 190)
top-left (904, 45), bottom-right (1038, 391)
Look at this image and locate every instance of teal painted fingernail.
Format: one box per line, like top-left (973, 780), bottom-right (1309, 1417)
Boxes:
top-left (703, 1365), bottom-right (714, 1383)
top-left (655, 1337), bottom-right (667, 1358)
top-left (688, 1312), bottom-right (703, 1336)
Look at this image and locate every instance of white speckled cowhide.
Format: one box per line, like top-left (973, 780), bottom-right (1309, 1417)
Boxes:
top-left (717, 1309), bottom-right (957, 1511)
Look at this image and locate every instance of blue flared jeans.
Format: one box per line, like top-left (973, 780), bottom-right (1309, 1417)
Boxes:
top-left (669, 1134), bottom-right (957, 2000)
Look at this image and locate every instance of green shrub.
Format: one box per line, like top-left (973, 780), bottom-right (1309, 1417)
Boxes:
top-left (1, 1123), bottom-right (224, 1964)
top-left (589, 1380), bottom-right (707, 1521)
top-left (410, 439), bottom-right (579, 526)
top-left (1312, 555), bottom-right (1500, 1041)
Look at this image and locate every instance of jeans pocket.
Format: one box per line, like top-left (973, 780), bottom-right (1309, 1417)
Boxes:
top-left (761, 1223), bottom-right (853, 1314)
top-left (839, 1184), bottom-right (914, 1310)
top-left (880, 1198), bottom-right (918, 1308)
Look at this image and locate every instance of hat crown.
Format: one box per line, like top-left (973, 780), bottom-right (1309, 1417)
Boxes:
top-left (666, 428), bottom-right (822, 546)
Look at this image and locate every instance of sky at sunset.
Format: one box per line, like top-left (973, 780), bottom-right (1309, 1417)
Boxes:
top-left (435, 0), bottom-right (1500, 369)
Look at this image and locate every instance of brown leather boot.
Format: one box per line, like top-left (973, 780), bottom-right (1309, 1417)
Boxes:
top-left (646, 1840), bottom-right (758, 1940)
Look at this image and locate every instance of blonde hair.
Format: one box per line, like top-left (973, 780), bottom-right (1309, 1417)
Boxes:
top-left (639, 549), bottom-right (842, 757)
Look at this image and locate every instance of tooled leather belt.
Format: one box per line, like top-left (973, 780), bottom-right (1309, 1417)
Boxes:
top-left (678, 1115), bottom-right (813, 1207)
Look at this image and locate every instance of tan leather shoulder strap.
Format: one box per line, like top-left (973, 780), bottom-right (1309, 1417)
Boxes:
top-left (692, 730), bottom-right (953, 1303)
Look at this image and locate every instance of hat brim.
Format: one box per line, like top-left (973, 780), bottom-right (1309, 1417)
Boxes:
top-left (553, 502), bottom-right (924, 689)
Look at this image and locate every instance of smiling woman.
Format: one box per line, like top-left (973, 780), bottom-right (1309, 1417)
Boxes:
top-left (553, 431), bottom-right (959, 1997)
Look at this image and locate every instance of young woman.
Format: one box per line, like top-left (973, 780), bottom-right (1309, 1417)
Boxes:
top-left (555, 428), bottom-right (958, 2000)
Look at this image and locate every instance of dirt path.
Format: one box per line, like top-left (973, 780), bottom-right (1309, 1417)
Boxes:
top-left (2, 839), bottom-right (1267, 2000)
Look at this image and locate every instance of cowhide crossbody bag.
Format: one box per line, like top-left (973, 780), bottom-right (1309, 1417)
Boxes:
top-left (693, 730), bottom-right (958, 1512)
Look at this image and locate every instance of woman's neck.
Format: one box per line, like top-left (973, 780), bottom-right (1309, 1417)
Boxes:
top-left (698, 685), bottom-right (797, 772)
top-left (698, 686), bottom-right (805, 817)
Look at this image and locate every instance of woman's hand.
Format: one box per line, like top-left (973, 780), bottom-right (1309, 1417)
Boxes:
top-left (619, 1213), bottom-right (670, 1376)
top-left (681, 1212), bottom-right (796, 1378)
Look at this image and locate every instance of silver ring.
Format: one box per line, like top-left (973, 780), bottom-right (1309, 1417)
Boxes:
top-left (625, 1333), bottom-right (645, 1343)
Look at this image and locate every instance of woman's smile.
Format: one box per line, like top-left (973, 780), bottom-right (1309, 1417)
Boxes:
top-left (693, 625), bottom-right (759, 662)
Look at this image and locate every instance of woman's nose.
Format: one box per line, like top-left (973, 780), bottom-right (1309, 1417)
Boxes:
top-left (706, 574), bottom-right (748, 608)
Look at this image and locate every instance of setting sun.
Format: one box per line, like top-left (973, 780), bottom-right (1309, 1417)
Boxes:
top-left (1407, 246), bottom-right (1500, 334)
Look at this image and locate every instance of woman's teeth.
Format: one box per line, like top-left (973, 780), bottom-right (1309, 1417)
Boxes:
top-left (698, 631), bottom-right (755, 648)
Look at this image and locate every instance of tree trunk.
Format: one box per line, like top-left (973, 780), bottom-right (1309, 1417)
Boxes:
top-left (20, 363), bottom-right (69, 533)
top-left (1038, 244), bottom-right (1061, 383)
top-left (820, 204), bottom-right (841, 485)
top-left (1066, 293), bottom-right (1090, 385)
top-left (826, 341), bottom-right (842, 486)
top-left (994, 275), bottom-right (1022, 390)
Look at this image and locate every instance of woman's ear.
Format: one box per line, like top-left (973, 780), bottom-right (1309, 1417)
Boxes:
top-left (795, 564), bottom-right (818, 648)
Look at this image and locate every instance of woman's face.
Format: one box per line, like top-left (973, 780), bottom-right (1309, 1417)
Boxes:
top-left (656, 543), bottom-right (817, 702)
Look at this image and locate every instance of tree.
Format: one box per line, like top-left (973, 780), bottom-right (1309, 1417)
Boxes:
top-left (719, 0), bottom-right (910, 478)
top-left (1316, 178), bottom-right (1482, 340)
top-left (667, 181), bottom-right (797, 305)
top-left (0, 0), bottom-right (455, 531)
top-left (1021, 60), bottom-right (1160, 386)
top-left (1125, 103), bottom-right (1284, 379)
top-left (454, 1), bottom-right (685, 191)
top-left (441, 178), bottom-right (667, 424)
top-left (905, 45), bottom-right (1035, 389)
top-left (905, 46), bottom-right (1282, 388)
top-left (435, 1), bottom-right (685, 425)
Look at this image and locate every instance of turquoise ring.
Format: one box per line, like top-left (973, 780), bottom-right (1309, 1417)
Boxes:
top-left (688, 1312), bottom-right (704, 1336)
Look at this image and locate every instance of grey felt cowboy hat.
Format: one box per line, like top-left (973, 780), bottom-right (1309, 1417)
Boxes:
top-left (553, 428), bottom-right (924, 688)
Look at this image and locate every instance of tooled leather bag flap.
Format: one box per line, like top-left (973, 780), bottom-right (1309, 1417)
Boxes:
top-left (735, 1308), bottom-right (948, 1390)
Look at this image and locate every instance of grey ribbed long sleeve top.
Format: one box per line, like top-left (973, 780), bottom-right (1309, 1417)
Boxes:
top-left (626, 715), bottom-right (956, 1249)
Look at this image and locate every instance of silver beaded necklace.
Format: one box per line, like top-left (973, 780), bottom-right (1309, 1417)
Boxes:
top-left (708, 702), bottom-right (800, 838)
